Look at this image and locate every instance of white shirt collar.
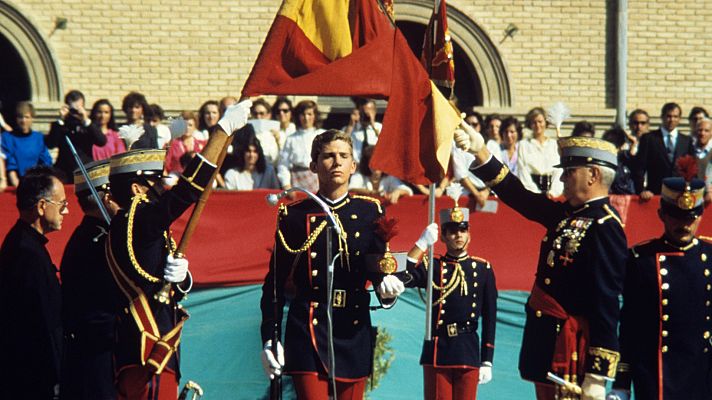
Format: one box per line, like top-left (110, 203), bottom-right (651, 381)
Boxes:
top-left (319, 192), bottom-right (349, 205)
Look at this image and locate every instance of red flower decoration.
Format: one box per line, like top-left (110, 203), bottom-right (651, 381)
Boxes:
top-left (676, 155), bottom-right (699, 182)
top-left (374, 216), bottom-right (399, 242)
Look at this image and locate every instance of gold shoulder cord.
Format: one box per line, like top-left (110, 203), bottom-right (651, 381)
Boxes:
top-left (126, 194), bottom-right (162, 283)
top-left (278, 220), bottom-right (328, 254)
top-left (418, 255), bottom-right (468, 306)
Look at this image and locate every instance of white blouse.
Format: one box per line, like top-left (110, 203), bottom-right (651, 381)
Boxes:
top-left (517, 137), bottom-right (563, 196)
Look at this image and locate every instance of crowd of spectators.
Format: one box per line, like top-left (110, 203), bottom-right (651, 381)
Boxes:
top-left (0, 91), bottom-right (710, 204)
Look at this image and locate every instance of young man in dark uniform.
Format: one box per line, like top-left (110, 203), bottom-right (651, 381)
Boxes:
top-left (403, 196), bottom-right (498, 400)
top-left (456, 126), bottom-right (628, 400)
top-left (608, 171), bottom-right (712, 400)
top-left (105, 100), bottom-right (250, 399)
top-left (60, 160), bottom-right (120, 400)
top-left (259, 129), bottom-right (405, 400)
top-left (0, 166), bottom-right (68, 399)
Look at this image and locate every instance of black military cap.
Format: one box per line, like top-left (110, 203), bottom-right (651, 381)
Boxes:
top-left (661, 177), bottom-right (705, 219)
top-left (73, 159), bottom-right (110, 195)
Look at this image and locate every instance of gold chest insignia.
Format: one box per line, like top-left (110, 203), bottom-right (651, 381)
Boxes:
top-left (550, 217), bottom-right (593, 267)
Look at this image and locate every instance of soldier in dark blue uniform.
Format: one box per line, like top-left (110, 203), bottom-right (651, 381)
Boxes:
top-left (106, 100), bottom-right (250, 399)
top-left (402, 194), bottom-right (498, 400)
top-left (0, 167), bottom-right (68, 399)
top-left (259, 129), bottom-right (405, 400)
top-left (608, 172), bottom-right (712, 400)
top-left (456, 126), bottom-right (627, 400)
top-left (60, 160), bottom-right (121, 400)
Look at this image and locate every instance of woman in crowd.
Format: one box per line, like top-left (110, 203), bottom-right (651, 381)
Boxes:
top-left (90, 99), bottom-right (126, 161)
top-left (250, 98), bottom-right (280, 165)
top-left (517, 107), bottom-right (563, 197)
top-left (223, 130), bottom-right (279, 190)
top-left (464, 108), bottom-right (483, 133)
top-left (349, 145), bottom-right (412, 204)
top-left (164, 110), bottom-right (206, 176)
top-left (1, 102), bottom-right (52, 186)
top-left (149, 103), bottom-right (172, 148)
top-left (499, 116), bottom-right (523, 177)
top-left (484, 113), bottom-right (503, 160)
top-left (197, 100), bottom-right (220, 141)
top-left (271, 96), bottom-right (296, 150)
top-left (120, 91), bottom-right (158, 149)
top-left (277, 100), bottom-right (323, 193)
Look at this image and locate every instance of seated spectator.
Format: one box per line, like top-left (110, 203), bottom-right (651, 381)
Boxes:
top-left (90, 99), bottom-right (126, 161)
top-left (349, 145), bottom-right (412, 204)
top-left (688, 106), bottom-right (709, 134)
top-left (164, 110), bottom-right (206, 176)
top-left (277, 100), bottom-right (324, 193)
top-left (451, 145), bottom-right (490, 207)
top-left (45, 90), bottom-right (106, 182)
top-left (1, 101), bottom-right (52, 186)
top-left (219, 96), bottom-right (238, 116)
top-left (149, 103), bottom-right (171, 149)
top-left (571, 121), bottom-right (595, 137)
top-left (517, 106), bottom-right (563, 197)
top-left (344, 98), bottom-right (381, 164)
top-left (483, 113), bottom-right (503, 158)
top-left (119, 91), bottom-right (158, 150)
top-left (250, 98), bottom-right (281, 165)
top-left (412, 177), bottom-right (451, 198)
top-left (499, 116), bottom-right (523, 177)
top-left (271, 96), bottom-right (296, 150)
top-left (602, 126), bottom-right (636, 195)
top-left (223, 130), bottom-right (279, 191)
top-left (197, 100), bottom-right (220, 141)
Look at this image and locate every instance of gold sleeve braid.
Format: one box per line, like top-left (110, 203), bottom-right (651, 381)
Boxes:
top-left (126, 194), bottom-right (162, 283)
top-left (485, 165), bottom-right (510, 187)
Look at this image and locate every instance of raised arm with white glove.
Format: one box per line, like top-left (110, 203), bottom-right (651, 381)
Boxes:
top-left (415, 223), bottom-right (439, 251)
top-left (458, 119), bottom-right (486, 154)
top-left (217, 100), bottom-right (252, 136)
top-left (377, 275), bottom-right (405, 299)
top-left (479, 361), bottom-right (493, 384)
top-left (261, 340), bottom-right (285, 380)
top-left (164, 254), bottom-right (189, 283)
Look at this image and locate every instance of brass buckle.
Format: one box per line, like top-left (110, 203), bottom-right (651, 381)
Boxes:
top-left (447, 323), bottom-right (458, 337)
top-left (333, 289), bottom-right (346, 308)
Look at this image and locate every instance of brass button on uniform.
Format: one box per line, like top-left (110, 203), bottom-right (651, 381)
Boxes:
top-left (662, 345), bottom-right (668, 353)
top-left (351, 214), bottom-right (358, 220)
top-left (703, 254), bottom-right (708, 262)
top-left (707, 284), bottom-right (712, 291)
top-left (706, 269), bottom-right (711, 277)
top-left (470, 313), bottom-right (475, 318)
top-left (355, 250), bottom-right (360, 256)
top-left (355, 232), bottom-right (360, 238)
top-left (707, 301), bottom-right (711, 307)
top-left (662, 330), bottom-right (668, 337)
top-left (659, 255), bottom-right (666, 262)
top-left (544, 278), bottom-right (551, 285)
top-left (662, 298), bottom-right (668, 306)
top-left (440, 309), bottom-right (445, 314)
top-left (536, 310), bottom-right (543, 318)
top-left (311, 252), bottom-right (317, 259)
top-left (310, 216), bottom-right (316, 223)
top-left (473, 282), bottom-right (478, 288)
top-left (443, 269), bottom-right (448, 274)
top-left (314, 286), bottom-right (320, 290)
top-left (312, 318), bottom-right (318, 325)
top-left (353, 320), bottom-right (359, 325)
top-left (473, 272), bottom-right (478, 277)
top-left (443, 279), bottom-right (448, 284)
top-left (663, 315), bottom-right (669, 321)
top-left (472, 302), bottom-right (477, 308)
top-left (705, 331), bottom-right (710, 339)
top-left (312, 270), bottom-right (318, 276)
top-left (705, 348), bottom-right (710, 353)
top-left (661, 283), bottom-right (670, 290)
top-left (438, 320), bottom-right (444, 325)
top-left (660, 268), bottom-right (668, 276)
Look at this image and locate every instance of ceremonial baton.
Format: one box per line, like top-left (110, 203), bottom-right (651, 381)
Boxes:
top-left (546, 372), bottom-right (582, 395)
top-left (267, 187), bottom-right (342, 399)
top-left (64, 136), bottom-right (111, 224)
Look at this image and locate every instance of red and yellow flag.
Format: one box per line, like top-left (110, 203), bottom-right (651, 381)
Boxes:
top-left (421, 0), bottom-right (455, 97)
top-left (241, 0), bottom-right (460, 185)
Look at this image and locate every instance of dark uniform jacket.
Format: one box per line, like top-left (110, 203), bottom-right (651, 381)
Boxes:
top-left (107, 156), bottom-right (215, 377)
top-left (613, 237), bottom-right (712, 400)
top-left (471, 156), bottom-right (627, 383)
top-left (0, 220), bottom-right (62, 399)
top-left (60, 215), bottom-right (120, 400)
top-left (260, 194), bottom-right (388, 379)
top-left (45, 118), bottom-right (107, 182)
top-left (405, 254), bottom-right (497, 369)
top-left (633, 129), bottom-right (695, 194)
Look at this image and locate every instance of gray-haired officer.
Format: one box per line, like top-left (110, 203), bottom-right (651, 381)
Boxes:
top-left (608, 171), bottom-right (712, 400)
top-left (456, 126), bottom-right (627, 400)
top-left (60, 160), bottom-right (121, 400)
top-left (403, 197), bottom-right (498, 400)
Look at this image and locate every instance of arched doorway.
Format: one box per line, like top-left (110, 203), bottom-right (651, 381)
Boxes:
top-left (395, 0), bottom-right (512, 109)
top-left (0, 2), bottom-right (61, 121)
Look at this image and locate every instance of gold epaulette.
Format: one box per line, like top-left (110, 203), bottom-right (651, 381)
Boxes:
top-left (700, 235), bottom-right (712, 243)
top-left (598, 204), bottom-right (625, 228)
top-left (471, 256), bottom-right (492, 269)
top-left (351, 194), bottom-right (383, 214)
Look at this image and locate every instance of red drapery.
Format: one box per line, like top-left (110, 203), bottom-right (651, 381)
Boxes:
top-left (0, 189), bottom-right (708, 290)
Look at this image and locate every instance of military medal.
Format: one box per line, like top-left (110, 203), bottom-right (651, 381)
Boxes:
top-left (374, 216), bottom-right (400, 274)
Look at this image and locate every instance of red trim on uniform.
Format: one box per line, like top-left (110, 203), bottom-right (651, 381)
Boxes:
top-left (433, 336), bottom-right (440, 368)
top-left (655, 251), bottom-right (682, 400)
top-left (484, 343), bottom-right (495, 348)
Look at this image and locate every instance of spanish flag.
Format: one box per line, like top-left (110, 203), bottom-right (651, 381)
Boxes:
top-left (241, 0), bottom-right (460, 184)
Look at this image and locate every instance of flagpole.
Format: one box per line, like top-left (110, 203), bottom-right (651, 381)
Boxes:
top-left (424, 0), bottom-right (441, 343)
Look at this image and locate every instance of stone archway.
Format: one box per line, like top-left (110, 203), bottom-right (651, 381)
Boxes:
top-left (0, 1), bottom-right (62, 108)
top-left (394, 0), bottom-right (512, 108)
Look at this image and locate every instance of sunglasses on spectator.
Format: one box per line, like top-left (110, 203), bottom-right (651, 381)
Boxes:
top-left (255, 111), bottom-right (267, 116)
top-left (631, 120), bottom-right (649, 125)
top-left (278, 108), bottom-right (291, 113)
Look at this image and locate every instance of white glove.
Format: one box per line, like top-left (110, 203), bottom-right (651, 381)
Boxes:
top-left (581, 373), bottom-right (607, 400)
top-left (217, 99), bottom-right (252, 136)
top-left (606, 389), bottom-right (630, 400)
top-left (479, 363), bottom-right (492, 384)
top-left (164, 254), bottom-right (189, 283)
top-left (454, 129), bottom-right (471, 152)
top-left (460, 119), bottom-right (485, 153)
top-left (261, 340), bottom-right (285, 380)
top-left (415, 223), bottom-right (439, 251)
top-left (377, 275), bottom-right (405, 299)
top-left (118, 124), bottom-right (145, 148)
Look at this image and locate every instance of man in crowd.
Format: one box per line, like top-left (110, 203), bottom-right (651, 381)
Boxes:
top-left (259, 129), bottom-right (404, 400)
top-left (688, 106), bottom-right (709, 135)
top-left (60, 160), bottom-right (120, 400)
top-left (634, 102), bottom-right (695, 199)
top-left (0, 166), bottom-right (68, 399)
top-left (456, 125), bottom-right (627, 399)
top-left (105, 100), bottom-right (250, 399)
top-left (608, 166), bottom-right (712, 400)
top-left (344, 98), bottom-right (381, 164)
top-left (45, 90), bottom-right (107, 182)
top-left (693, 118), bottom-right (712, 205)
top-left (403, 197), bottom-right (498, 400)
